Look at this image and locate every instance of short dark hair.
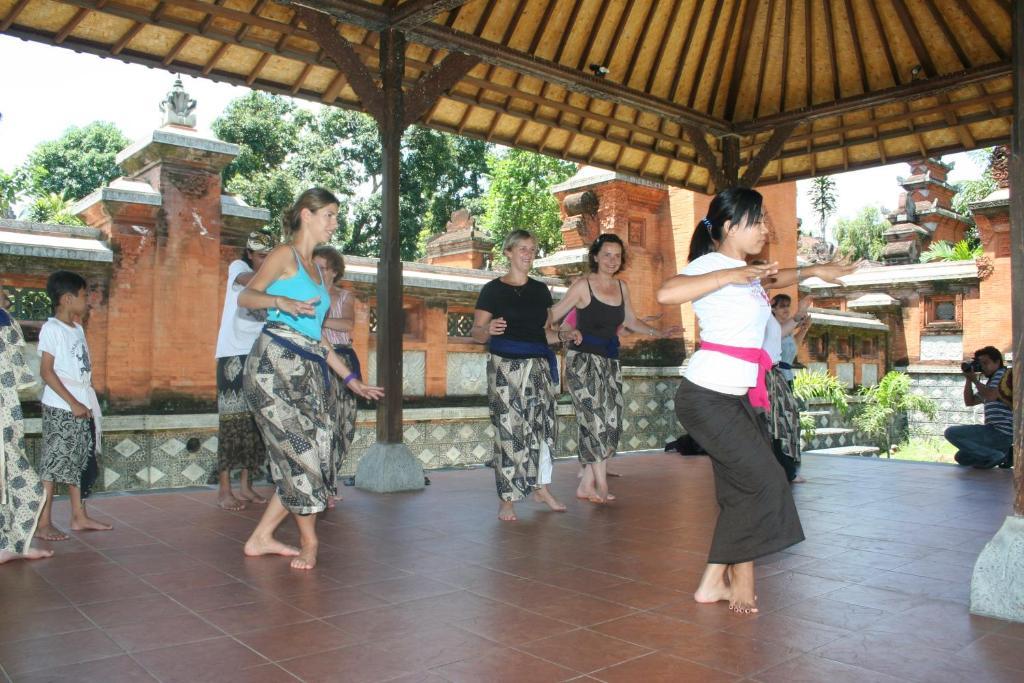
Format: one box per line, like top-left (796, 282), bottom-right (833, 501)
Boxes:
top-left (974, 346), bottom-right (1004, 367)
top-left (771, 294), bottom-right (792, 308)
top-left (312, 244), bottom-right (346, 284)
top-left (46, 270), bottom-right (86, 312)
top-left (587, 233), bottom-right (627, 273)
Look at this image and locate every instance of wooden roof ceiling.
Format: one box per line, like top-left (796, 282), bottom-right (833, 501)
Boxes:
top-left (1, 0), bottom-right (1014, 193)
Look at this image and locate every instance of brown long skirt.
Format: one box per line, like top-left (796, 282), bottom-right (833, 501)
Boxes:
top-left (674, 377), bottom-right (805, 564)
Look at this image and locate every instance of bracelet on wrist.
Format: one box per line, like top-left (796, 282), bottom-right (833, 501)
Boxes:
top-left (342, 373), bottom-right (357, 386)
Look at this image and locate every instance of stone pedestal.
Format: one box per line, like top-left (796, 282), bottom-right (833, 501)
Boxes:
top-left (970, 515), bottom-right (1024, 623)
top-left (73, 123), bottom-right (268, 409)
top-left (355, 442), bottom-right (425, 493)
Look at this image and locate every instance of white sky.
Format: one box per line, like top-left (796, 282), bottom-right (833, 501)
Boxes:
top-left (1, 34), bottom-right (987, 237)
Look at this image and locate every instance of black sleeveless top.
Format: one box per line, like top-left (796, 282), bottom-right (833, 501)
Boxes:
top-left (575, 279), bottom-right (625, 356)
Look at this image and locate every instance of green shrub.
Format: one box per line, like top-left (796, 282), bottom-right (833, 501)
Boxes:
top-left (853, 371), bottom-right (937, 456)
top-left (793, 369), bottom-right (850, 416)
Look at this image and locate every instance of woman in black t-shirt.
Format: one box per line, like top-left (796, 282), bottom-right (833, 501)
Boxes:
top-left (472, 230), bottom-right (578, 521)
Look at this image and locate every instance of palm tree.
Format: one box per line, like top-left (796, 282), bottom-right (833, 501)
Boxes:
top-left (920, 239), bottom-right (982, 262)
top-left (807, 176), bottom-right (837, 241)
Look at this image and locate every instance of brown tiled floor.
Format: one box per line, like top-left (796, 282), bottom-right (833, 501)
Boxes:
top-left (2, 453), bottom-right (1022, 682)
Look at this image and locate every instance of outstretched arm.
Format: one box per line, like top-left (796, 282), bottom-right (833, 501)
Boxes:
top-left (656, 262), bottom-right (779, 305)
top-left (622, 282), bottom-right (678, 337)
top-left (767, 260), bottom-right (863, 288)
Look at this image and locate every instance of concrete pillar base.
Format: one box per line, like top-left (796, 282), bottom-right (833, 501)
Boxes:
top-left (355, 442), bottom-right (425, 493)
top-left (970, 514), bottom-right (1024, 623)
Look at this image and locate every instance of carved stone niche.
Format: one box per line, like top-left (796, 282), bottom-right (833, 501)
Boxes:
top-left (165, 169), bottom-right (210, 199)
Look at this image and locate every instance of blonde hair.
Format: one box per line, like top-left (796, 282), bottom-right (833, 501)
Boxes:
top-left (283, 188), bottom-right (339, 239)
top-left (502, 229), bottom-right (535, 254)
top-left (312, 244), bottom-right (346, 285)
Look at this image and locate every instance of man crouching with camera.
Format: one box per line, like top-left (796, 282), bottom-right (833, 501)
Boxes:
top-left (944, 346), bottom-right (1013, 469)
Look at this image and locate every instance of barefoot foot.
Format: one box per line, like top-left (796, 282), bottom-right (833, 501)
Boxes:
top-left (498, 501), bottom-right (517, 521)
top-left (218, 493), bottom-right (246, 511)
top-left (70, 516), bottom-right (113, 532)
top-left (34, 525), bottom-right (68, 542)
top-left (534, 488), bottom-right (567, 512)
top-left (0, 547), bottom-right (54, 564)
top-left (290, 545), bottom-right (318, 570)
top-left (791, 476), bottom-right (807, 484)
top-left (729, 598), bottom-right (759, 614)
top-left (237, 488), bottom-right (268, 505)
top-left (693, 585), bottom-right (732, 603)
top-left (244, 535), bottom-right (301, 558)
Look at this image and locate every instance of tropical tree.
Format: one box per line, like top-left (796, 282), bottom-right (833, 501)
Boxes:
top-left (920, 239), bottom-right (983, 262)
top-left (0, 168), bottom-right (26, 218)
top-left (853, 371), bottom-right (936, 456)
top-left (807, 175), bottom-right (837, 240)
top-left (212, 92), bottom-right (308, 231)
top-left (480, 148), bottom-right (576, 259)
top-left (26, 192), bottom-right (85, 226)
top-left (833, 205), bottom-right (888, 261)
top-left (951, 147), bottom-right (997, 247)
top-left (212, 95), bottom-right (489, 260)
top-left (22, 122), bottom-right (129, 202)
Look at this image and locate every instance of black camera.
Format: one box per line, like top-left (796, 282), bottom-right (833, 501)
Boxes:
top-left (961, 359), bottom-right (982, 373)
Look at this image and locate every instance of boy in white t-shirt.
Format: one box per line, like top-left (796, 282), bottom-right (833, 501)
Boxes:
top-left (35, 271), bottom-right (112, 541)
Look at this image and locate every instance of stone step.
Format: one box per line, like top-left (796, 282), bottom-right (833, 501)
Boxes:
top-left (804, 445), bottom-right (881, 457)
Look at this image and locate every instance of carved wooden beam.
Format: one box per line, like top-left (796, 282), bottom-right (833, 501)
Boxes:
top-left (721, 136), bottom-right (740, 189)
top-left (392, 0), bottom-right (471, 28)
top-left (403, 52), bottom-right (480, 127)
top-left (740, 123), bottom-right (796, 186)
top-left (296, 7), bottom-right (385, 123)
top-left (682, 126), bottom-right (729, 192)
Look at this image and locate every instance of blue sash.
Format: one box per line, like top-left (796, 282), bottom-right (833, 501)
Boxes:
top-left (0, 309), bottom-right (11, 327)
top-left (264, 328), bottom-right (332, 393)
top-left (333, 344), bottom-right (362, 381)
top-left (488, 338), bottom-right (558, 383)
top-left (777, 361), bottom-right (793, 370)
top-left (580, 333), bottom-right (620, 360)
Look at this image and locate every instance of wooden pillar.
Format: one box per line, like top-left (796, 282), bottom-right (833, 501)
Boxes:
top-left (1011, 0), bottom-right (1023, 515)
top-left (377, 27), bottom-right (405, 443)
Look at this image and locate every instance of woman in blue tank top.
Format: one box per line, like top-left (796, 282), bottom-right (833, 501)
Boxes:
top-left (239, 188), bottom-right (383, 571)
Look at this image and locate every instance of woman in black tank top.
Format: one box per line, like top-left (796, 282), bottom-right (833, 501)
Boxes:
top-left (550, 234), bottom-right (680, 503)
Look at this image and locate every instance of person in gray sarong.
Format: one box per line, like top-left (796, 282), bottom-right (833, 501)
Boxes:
top-left (238, 189), bottom-right (382, 571)
top-left (0, 288), bottom-right (52, 564)
top-left (472, 230), bottom-right (573, 522)
top-left (550, 234), bottom-right (679, 503)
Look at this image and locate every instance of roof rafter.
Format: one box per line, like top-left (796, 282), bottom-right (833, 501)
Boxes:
top-left (295, 0), bottom-right (731, 134)
top-left (392, 0), bottom-right (471, 28)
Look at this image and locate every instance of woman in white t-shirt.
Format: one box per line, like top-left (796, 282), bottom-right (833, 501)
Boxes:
top-left (656, 188), bottom-right (856, 615)
top-left (213, 231), bottom-right (274, 511)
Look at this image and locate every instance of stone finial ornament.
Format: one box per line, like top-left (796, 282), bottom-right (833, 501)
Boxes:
top-left (561, 190), bottom-right (599, 243)
top-left (160, 77), bottom-right (197, 128)
top-left (989, 145), bottom-right (1009, 190)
